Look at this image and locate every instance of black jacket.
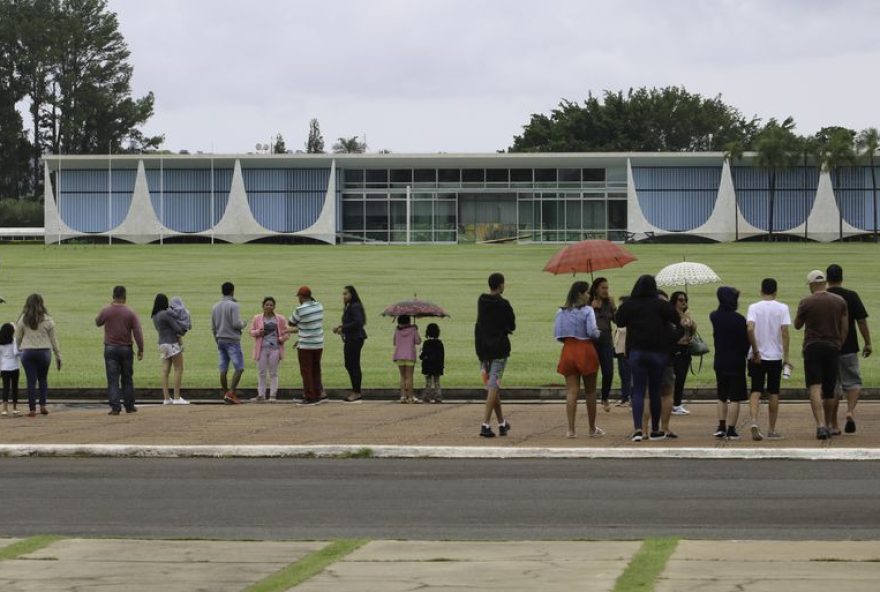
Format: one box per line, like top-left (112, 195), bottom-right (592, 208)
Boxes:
top-left (420, 338), bottom-right (445, 376)
top-left (710, 287), bottom-right (749, 374)
top-left (341, 302), bottom-right (367, 341)
top-left (474, 293), bottom-right (516, 361)
top-left (614, 277), bottom-right (680, 354)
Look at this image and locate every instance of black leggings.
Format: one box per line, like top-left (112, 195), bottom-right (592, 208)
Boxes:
top-left (1, 369), bottom-right (19, 405)
top-left (344, 339), bottom-right (364, 393)
top-left (672, 346), bottom-right (691, 407)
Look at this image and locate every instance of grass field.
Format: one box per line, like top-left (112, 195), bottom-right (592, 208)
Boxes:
top-left (0, 242), bottom-right (877, 390)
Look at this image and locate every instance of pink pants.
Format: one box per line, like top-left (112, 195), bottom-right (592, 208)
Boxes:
top-left (258, 346), bottom-right (281, 398)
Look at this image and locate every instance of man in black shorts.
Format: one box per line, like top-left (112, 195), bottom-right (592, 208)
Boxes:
top-left (794, 270), bottom-right (848, 440)
top-left (710, 287), bottom-right (750, 440)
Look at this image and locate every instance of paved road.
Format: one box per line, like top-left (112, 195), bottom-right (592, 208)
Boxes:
top-left (2, 458), bottom-right (877, 540)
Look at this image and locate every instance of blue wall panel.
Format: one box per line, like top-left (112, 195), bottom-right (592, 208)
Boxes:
top-left (145, 168), bottom-right (232, 232)
top-left (57, 169), bottom-right (135, 232)
top-left (833, 166), bottom-right (880, 231)
top-left (633, 167), bottom-right (720, 231)
top-left (732, 166), bottom-right (818, 231)
top-left (243, 168), bottom-right (328, 232)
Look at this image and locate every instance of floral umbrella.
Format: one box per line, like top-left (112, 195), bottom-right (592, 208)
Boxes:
top-left (655, 261), bottom-right (721, 293)
top-left (543, 239), bottom-right (637, 280)
top-left (381, 298), bottom-right (450, 319)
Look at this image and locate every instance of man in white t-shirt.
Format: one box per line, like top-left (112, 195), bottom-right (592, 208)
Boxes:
top-left (746, 278), bottom-right (791, 441)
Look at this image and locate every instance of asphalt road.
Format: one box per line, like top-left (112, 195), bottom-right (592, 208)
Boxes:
top-left (1, 458), bottom-right (877, 540)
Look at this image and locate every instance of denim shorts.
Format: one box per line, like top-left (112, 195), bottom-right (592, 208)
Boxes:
top-left (481, 358), bottom-right (507, 389)
top-left (217, 341), bottom-right (245, 372)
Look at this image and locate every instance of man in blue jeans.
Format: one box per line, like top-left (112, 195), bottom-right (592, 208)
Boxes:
top-left (212, 282), bottom-right (247, 404)
top-left (95, 286), bottom-right (144, 415)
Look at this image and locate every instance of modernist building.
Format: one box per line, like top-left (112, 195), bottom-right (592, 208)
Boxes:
top-left (42, 153), bottom-right (879, 244)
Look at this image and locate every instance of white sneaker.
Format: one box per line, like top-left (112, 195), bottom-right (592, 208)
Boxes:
top-left (671, 405), bottom-right (690, 415)
top-left (589, 426), bottom-right (605, 437)
top-left (162, 399), bottom-right (173, 406)
top-left (172, 398), bottom-right (190, 405)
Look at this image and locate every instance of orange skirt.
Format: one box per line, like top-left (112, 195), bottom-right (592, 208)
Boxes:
top-left (556, 337), bottom-right (599, 377)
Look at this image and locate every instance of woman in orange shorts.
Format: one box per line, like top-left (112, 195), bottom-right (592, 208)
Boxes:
top-left (554, 281), bottom-right (602, 438)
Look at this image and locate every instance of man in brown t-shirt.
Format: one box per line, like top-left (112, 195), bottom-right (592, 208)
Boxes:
top-left (794, 270), bottom-right (848, 440)
top-left (95, 285), bottom-right (144, 415)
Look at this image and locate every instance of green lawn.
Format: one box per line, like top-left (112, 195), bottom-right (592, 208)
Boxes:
top-left (1, 242), bottom-right (877, 390)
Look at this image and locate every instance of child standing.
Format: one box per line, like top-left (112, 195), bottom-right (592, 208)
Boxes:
top-left (420, 323), bottom-right (445, 403)
top-left (0, 322), bottom-right (21, 416)
top-left (393, 315), bottom-right (421, 403)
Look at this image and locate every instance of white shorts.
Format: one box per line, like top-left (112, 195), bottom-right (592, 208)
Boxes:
top-left (158, 342), bottom-right (183, 360)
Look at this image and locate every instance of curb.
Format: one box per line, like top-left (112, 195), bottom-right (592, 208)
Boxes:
top-left (1, 444), bottom-right (879, 460)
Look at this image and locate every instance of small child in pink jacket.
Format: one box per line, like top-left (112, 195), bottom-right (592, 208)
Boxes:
top-left (393, 315), bottom-right (421, 403)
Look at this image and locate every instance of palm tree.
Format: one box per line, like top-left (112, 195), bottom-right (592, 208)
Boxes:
top-left (332, 136), bottom-right (367, 154)
top-left (856, 127), bottom-right (880, 242)
top-left (723, 140), bottom-right (744, 240)
top-left (754, 118), bottom-right (797, 240)
top-left (796, 135), bottom-right (821, 240)
top-left (820, 129), bottom-right (857, 241)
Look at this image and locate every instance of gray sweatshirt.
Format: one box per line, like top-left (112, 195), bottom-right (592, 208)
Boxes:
top-left (153, 309), bottom-right (188, 345)
top-left (211, 296), bottom-right (246, 343)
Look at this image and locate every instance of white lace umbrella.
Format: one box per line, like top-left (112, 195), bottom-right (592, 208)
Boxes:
top-left (655, 261), bottom-right (721, 290)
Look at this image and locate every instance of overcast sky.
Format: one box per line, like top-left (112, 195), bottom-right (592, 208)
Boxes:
top-left (107, 0), bottom-right (880, 154)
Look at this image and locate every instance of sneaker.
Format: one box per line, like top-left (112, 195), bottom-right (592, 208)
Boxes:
top-left (1, 410), bottom-right (6, 416)
top-left (125, 406), bottom-right (137, 414)
top-left (480, 425), bottom-right (496, 438)
top-left (615, 399), bottom-right (630, 407)
top-left (40, 406), bottom-right (49, 415)
top-left (602, 399), bottom-right (611, 412)
top-left (162, 399), bottom-right (173, 406)
top-left (296, 398), bottom-right (321, 407)
top-left (664, 431), bottom-right (679, 439)
top-left (498, 421), bottom-right (511, 436)
top-left (671, 405), bottom-right (691, 416)
top-left (630, 430), bottom-right (643, 442)
top-left (750, 425), bottom-right (764, 441)
top-left (845, 418), bottom-right (856, 434)
top-left (108, 409), bottom-right (120, 416)
top-left (766, 431), bottom-right (785, 440)
top-left (223, 392), bottom-right (242, 405)
top-left (249, 396), bottom-right (266, 403)
top-left (726, 426), bottom-right (740, 440)
top-left (399, 396), bottom-right (406, 404)
top-left (27, 410), bottom-right (36, 417)
top-left (589, 426), bottom-right (605, 437)
top-left (649, 431), bottom-right (667, 441)
top-left (344, 394), bottom-right (363, 403)
top-left (12, 409), bottom-right (19, 416)
top-left (817, 426), bottom-right (830, 440)
top-left (713, 425), bottom-right (726, 438)
top-left (172, 398), bottom-right (190, 405)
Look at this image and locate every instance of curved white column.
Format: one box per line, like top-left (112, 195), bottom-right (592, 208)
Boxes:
top-left (788, 170), bottom-right (862, 242)
top-left (293, 158), bottom-right (337, 244)
top-left (43, 165), bottom-right (84, 244)
top-left (112, 160), bottom-right (173, 244)
top-left (208, 159), bottom-right (274, 243)
top-left (626, 158), bottom-right (665, 239)
top-left (690, 159), bottom-right (763, 241)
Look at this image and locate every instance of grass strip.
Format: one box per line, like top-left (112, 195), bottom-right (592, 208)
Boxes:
top-left (245, 538), bottom-right (368, 592)
top-left (613, 537), bottom-right (679, 592)
top-left (0, 535), bottom-right (65, 561)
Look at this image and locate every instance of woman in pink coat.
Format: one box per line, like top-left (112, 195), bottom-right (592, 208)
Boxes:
top-left (249, 297), bottom-right (289, 401)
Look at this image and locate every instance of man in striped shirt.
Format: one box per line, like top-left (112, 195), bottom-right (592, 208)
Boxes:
top-left (290, 286), bottom-right (325, 405)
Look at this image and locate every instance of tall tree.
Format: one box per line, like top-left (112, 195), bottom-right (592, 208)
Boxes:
top-left (856, 127), bottom-right (879, 242)
top-left (305, 118), bottom-right (324, 153)
top-left (332, 136), bottom-right (366, 153)
top-left (723, 140), bottom-right (744, 240)
top-left (510, 86), bottom-right (760, 152)
top-left (272, 132), bottom-right (286, 154)
top-left (820, 128), bottom-right (857, 240)
top-left (0, 0), bottom-right (28, 198)
top-left (754, 117), bottom-right (798, 240)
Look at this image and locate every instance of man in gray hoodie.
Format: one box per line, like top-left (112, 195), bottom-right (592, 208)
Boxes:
top-left (212, 281), bottom-right (247, 404)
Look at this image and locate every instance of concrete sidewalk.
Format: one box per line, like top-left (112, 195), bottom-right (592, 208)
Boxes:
top-left (1, 538), bottom-right (878, 591)
top-left (1, 400), bottom-right (878, 450)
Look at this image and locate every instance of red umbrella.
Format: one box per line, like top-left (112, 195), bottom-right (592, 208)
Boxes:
top-left (543, 239), bottom-right (637, 279)
top-left (381, 298), bottom-right (450, 319)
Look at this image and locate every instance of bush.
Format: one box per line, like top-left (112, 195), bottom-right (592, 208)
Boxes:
top-left (0, 198), bottom-right (43, 227)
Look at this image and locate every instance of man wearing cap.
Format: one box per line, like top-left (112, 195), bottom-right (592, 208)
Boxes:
top-left (289, 286), bottom-right (325, 405)
top-left (794, 270), bottom-right (848, 440)
top-left (826, 264), bottom-right (872, 435)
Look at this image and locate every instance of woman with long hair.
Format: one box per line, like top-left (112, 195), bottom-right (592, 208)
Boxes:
top-left (151, 293), bottom-right (189, 405)
top-left (15, 293), bottom-right (61, 417)
top-left (669, 290), bottom-right (696, 415)
top-left (589, 277), bottom-right (617, 412)
top-left (333, 285), bottom-right (367, 402)
top-left (554, 280), bottom-right (602, 438)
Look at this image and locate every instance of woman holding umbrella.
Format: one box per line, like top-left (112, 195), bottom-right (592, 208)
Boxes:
top-left (333, 285), bottom-right (367, 403)
top-left (555, 280), bottom-right (602, 438)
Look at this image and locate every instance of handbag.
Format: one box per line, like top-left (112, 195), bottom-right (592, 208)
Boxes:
top-left (688, 332), bottom-right (710, 357)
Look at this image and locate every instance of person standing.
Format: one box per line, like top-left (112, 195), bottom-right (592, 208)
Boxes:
top-left (249, 296), bottom-right (289, 402)
top-left (794, 270), bottom-right (848, 440)
top-left (555, 281), bottom-right (602, 438)
top-left (15, 294), bottom-right (61, 417)
top-left (669, 291), bottom-right (696, 416)
top-left (151, 293), bottom-right (190, 405)
top-left (333, 285), bottom-right (367, 403)
top-left (614, 275), bottom-right (679, 442)
top-left (475, 272), bottom-right (516, 438)
top-left (589, 277), bottom-right (616, 412)
top-left (826, 264), bottom-right (871, 435)
top-left (211, 282), bottom-right (247, 404)
top-left (613, 296), bottom-right (631, 407)
top-left (1, 322), bottom-right (22, 416)
top-left (746, 278), bottom-right (791, 440)
top-left (96, 286), bottom-right (144, 416)
top-left (420, 323), bottom-right (445, 403)
top-left (710, 287), bottom-right (750, 440)
top-left (393, 315), bottom-right (421, 403)
top-left (289, 286), bottom-right (325, 405)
